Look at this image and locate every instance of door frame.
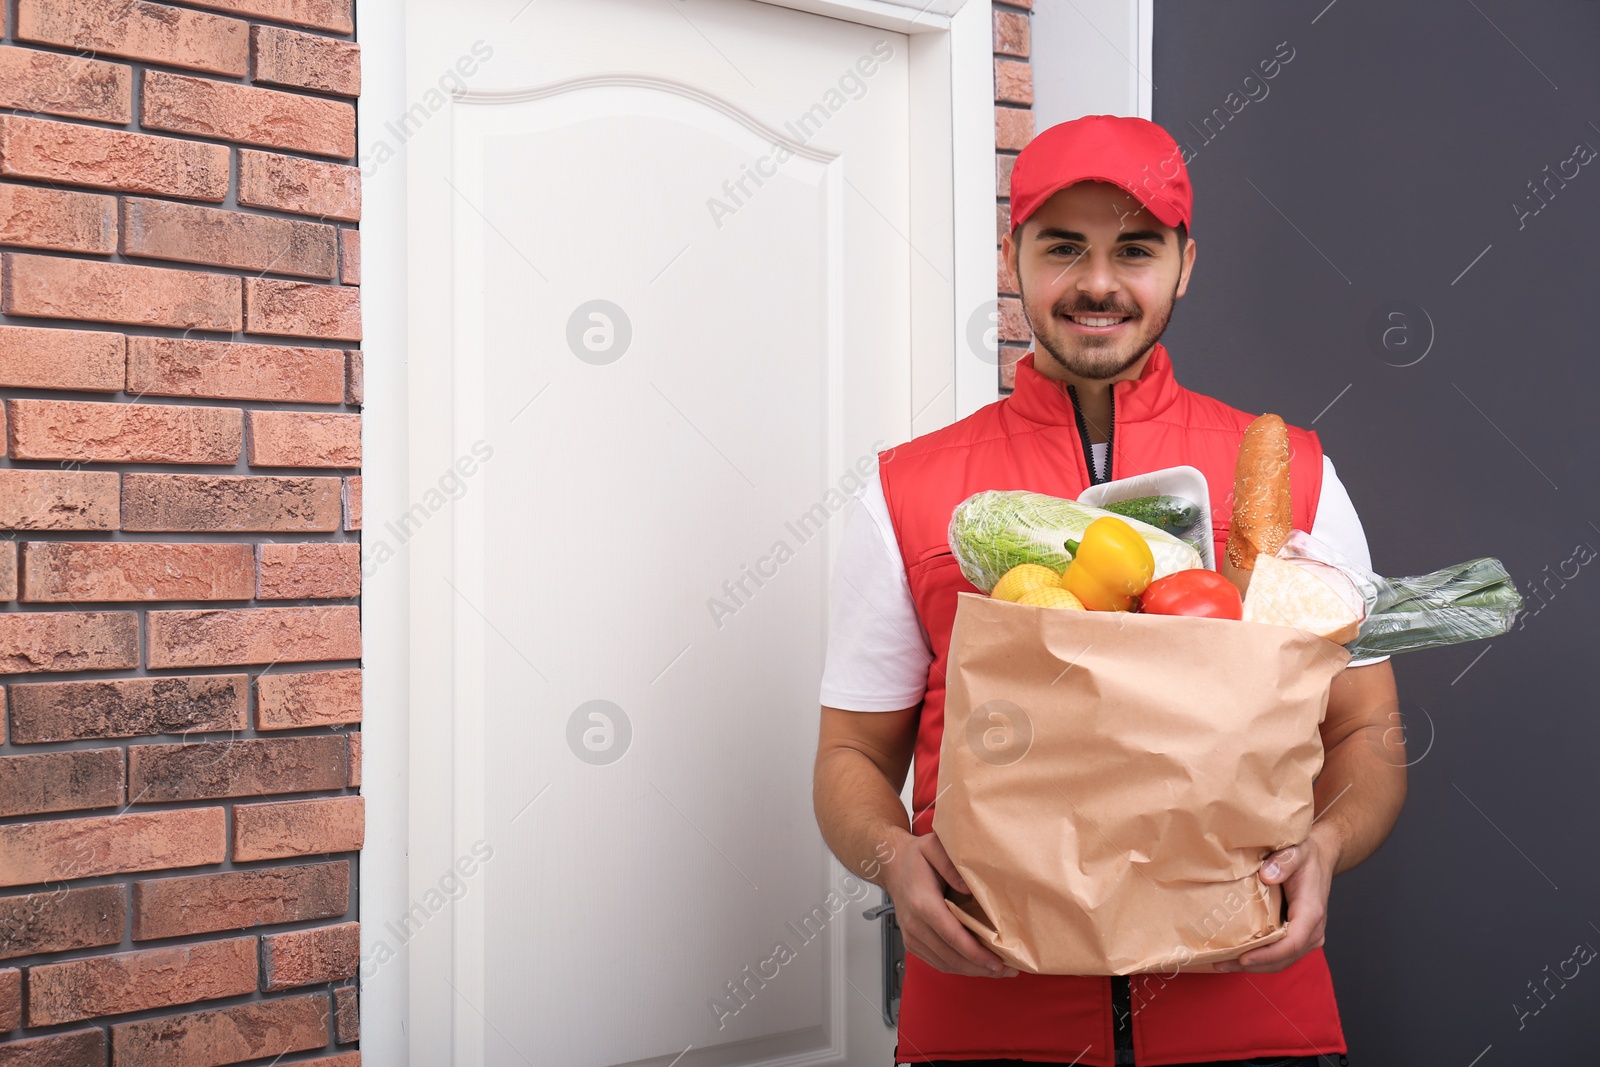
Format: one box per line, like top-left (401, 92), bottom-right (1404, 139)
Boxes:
top-left (357, 0), bottom-right (996, 1061)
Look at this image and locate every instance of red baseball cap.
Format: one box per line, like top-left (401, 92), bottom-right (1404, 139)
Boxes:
top-left (1009, 115), bottom-right (1192, 235)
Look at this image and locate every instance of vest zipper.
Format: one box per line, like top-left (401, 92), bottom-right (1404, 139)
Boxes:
top-left (1111, 974), bottom-right (1135, 1064)
top-left (1065, 384), bottom-right (1116, 485)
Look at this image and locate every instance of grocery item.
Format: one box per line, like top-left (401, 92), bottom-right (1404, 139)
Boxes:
top-left (949, 490), bottom-right (1202, 594)
top-left (1015, 586), bottom-right (1086, 610)
top-left (1061, 516), bottom-right (1156, 612)
top-left (1222, 414), bottom-right (1292, 597)
top-left (1241, 552), bottom-right (1363, 644)
top-left (1102, 495), bottom-right (1203, 536)
top-left (1346, 557), bottom-right (1523, 658)
top-left (1079, 465), bottom-right (1214, 570)
top-left (1138, 568), bottom-right (1243, 620)
top-left (991, 563), bottom-right (1064, 603)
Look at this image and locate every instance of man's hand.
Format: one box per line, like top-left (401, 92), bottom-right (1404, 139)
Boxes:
top-left (1213, 821), bottom-right (1342, 974)
top-left (883, 828), bottom-right (1020, 979)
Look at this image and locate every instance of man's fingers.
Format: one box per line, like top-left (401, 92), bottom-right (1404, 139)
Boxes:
top-left (1227, 930), bottom-right (1304, 973)
top-left (1259, 843), bottom-right (1302, 884)
top-left (922, 833), bottom-right (971, 894)
top-left (903, 900), bottom-right (1017, 977)
top-left (904, 928), bottom-right (1011, 978)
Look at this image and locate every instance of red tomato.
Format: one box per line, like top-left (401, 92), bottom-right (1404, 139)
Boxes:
top-left (1137, 569), bottom-right (1243, 620)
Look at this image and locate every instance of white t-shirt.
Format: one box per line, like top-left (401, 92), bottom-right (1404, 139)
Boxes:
top-left (818, 450), bottom-right (1388, 712)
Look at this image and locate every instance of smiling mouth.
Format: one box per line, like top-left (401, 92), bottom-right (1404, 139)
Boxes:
top-left (1063, 312), bottom-right (1135, 331)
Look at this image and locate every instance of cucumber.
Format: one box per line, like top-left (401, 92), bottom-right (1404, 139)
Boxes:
top-left (1101, 495), bottom-right (1203, 535)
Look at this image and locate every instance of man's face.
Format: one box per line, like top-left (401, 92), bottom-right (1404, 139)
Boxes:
top-left (1002, 180), bottom-right (1196, 382)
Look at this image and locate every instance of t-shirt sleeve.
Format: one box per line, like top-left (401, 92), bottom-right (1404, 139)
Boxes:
top-left (817, 476), bottom-right (934, 711)
top-left (1309, 453), bottom-right (1391, 668)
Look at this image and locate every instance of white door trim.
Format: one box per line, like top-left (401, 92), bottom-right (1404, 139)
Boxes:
top-left (357, 1), bottom-right (995, 1061)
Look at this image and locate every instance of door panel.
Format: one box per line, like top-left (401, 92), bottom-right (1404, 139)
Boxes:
top-left (406, 1), bottom-right (915, 1063)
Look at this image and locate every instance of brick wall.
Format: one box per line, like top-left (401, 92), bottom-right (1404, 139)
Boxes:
top-left (0, 2), bottom-right (363, 1064)
top-left (994, 0), bottom-right (1034, 391)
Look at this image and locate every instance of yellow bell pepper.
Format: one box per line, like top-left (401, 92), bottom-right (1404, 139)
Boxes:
top-left (1062, 516), bottom-right (1156, 611)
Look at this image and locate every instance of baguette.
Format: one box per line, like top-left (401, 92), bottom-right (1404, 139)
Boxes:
top-left (1222, 414), bottom-right (1292, 596)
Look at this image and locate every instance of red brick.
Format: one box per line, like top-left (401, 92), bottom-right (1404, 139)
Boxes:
top-left (0, 1027), bottom-right (104, 1064)
top-left (143, 70), bottom-right (355, 158)
top-left (0, 114), bottom-right (228, 201)
top-left (122, 473), bottom-right (341, 532)
top-left (998, 246), bottom-right (1017, 295)
top-left (0, 807), bottom-right (225, 888)
top-left (147, 605), bottom-right (359, 668)
top-left (262, 920), bottom-right (357, 990)
top-left (997, 201), bottom-right (1010, 244)
top-left (110, 991), bottom-right (329, 1066)
top-left (0, 43), bottom-right (131, 123)
top-left (0, 611), bottom-right (137, 674)
top-left (343, 476), bottom-right (360, 531)
top-left (0, 748), bottom-right (123, 818)
top-left (238, 149), bottom-right (359, 221)
top-left (248, 410), bottom-right (360, 468)
top-left (121, 197), bottom-right (336, 279)
top-left (256, 667), bottom-right (360, 729)
top-left (17, 0), bottom-right (246, 77)
top-left (0, 543), bottom-right (14, 602)
top-left (997, 152), bottom-right (1016, 199)
top-left (8, 674), bottom-right (247, 743)
top-left (333, 984), bottom-right (357, 1042)
top-left (178, 0), bottom-right (351, 33)
top-left (256, 542), bottom-right (359, 599)
top-left (995, 106), bottom-right (1034, 152)
top-left (0, 966), bottom-right (19, 1031)
top-left (2, 253), bottom-right (241, 330)
top-left (344, 350), bottom-right (361, 404)
top-left (128, 735), bottom-right (348, 801)
top-left (346, 731), bottom-right (359, 787)
top-left (994, 10), bottom-right (1030, 56)
top-left (339, 228), bottom-right (359, 285)
top-left (127, 336), bottom-right (343, 403)
top-left (998, 294), bottom-right (1030, 343)
top-left (234, 796), bottom-right (363, 861)
top-left (132, 861), bottom-right (348, 939)
top-left (22, 542), bottom-right (254, 602)
top-left (0, 885), bottom-right (125, 960)
top-left (995, 58), bottom-right (1033, 105)
top-left (0, 470), bottom-right (119, 531)
top-left (244, 278), bottom-right (360, 340)
top-left (0, 325), bottom-right (124, 391)
top-left (0, 183), bottom-right (116, 255)
top-left (297, 1053), bottom-right (361, 1067)
top-left (6, 399), bottom-right (241, 464)
top-left (27, 936), bottom-right (255, 1026)
top-left (252, 24), bottom-right (359, 96)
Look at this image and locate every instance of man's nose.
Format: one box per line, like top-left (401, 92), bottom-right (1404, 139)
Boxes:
top-left (1074, 247), bottom-right (1121, 299)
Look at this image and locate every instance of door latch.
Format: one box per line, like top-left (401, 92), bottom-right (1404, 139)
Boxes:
top-left (862, 890), bottom-right (904, 1028)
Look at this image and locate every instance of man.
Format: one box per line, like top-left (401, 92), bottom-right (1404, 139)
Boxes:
top-left (811, 116), bottom-right (1407, 1066)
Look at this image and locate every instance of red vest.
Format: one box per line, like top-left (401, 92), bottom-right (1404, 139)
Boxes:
top-left (878, 345), bottom-right (1345, 1066)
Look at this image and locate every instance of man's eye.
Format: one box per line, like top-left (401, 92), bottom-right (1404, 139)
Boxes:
top-left (1049, 246), bottom-right (1081, 256)
top-left (1122, 246), bottom-right (1152, 257)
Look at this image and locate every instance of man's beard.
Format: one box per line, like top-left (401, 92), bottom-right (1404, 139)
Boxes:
top-left (1021, 273), bottom-right (1179, 381)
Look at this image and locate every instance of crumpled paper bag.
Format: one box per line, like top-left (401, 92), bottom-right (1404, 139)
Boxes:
top-left (933, 592), bottom-right (1349, 975)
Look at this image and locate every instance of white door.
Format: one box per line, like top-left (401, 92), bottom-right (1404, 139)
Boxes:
top-left (370, 1), bottom-right (994, 1063)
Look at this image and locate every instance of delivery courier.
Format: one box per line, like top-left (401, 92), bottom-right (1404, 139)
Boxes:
top-left (811, 116), bottom-right (1519, 1067)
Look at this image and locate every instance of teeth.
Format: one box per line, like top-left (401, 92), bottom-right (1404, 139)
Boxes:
top-left (1071, 315), bottom-right (1126, 327)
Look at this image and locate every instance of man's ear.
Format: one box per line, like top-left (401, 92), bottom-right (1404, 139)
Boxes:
top-left (1174, 236), bottom-right (1197, 299)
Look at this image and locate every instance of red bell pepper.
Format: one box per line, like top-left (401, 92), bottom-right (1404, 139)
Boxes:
top-left (1137, 569), bottom-right (1243, 620)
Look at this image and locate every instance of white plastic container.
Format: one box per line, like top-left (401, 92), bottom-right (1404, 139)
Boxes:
top-left (1077, 465), bottom-right (1215, 571)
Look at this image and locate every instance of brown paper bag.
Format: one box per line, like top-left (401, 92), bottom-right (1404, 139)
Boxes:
top-left (933, 591), bottom-right (1350, 976)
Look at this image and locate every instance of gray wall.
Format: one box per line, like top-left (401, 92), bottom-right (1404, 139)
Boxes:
top-left (1148, 1), bottom-right (1600, 1062)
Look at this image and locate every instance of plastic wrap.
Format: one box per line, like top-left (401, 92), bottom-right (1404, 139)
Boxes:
top-left (948, 489), bottom-right (1202, 594)
top-left (1273, 530), bottom-right (1523, 658)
